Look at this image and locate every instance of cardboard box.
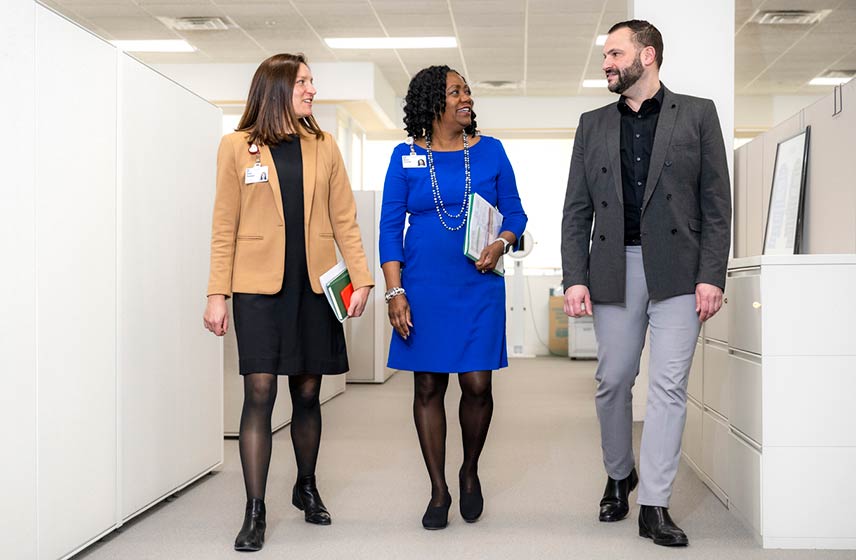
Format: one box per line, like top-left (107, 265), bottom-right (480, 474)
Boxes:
top-left (548, 296), bottom-right (568, 356)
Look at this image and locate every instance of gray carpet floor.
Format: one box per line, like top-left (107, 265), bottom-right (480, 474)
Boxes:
top-left (76, 357), bottom-right (854, 559)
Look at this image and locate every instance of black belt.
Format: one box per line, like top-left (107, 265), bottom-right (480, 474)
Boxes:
top-left (624, 237), bottom-right (642, 246)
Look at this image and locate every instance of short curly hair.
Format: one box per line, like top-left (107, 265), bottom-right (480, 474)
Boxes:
top-left (403, 65), bottom-right (478, 139)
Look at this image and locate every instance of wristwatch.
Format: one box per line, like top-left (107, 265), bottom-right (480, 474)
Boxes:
top-left (494, 237), bottom-right (511, 254)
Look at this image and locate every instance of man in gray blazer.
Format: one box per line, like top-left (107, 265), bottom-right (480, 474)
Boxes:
top-left (562, 20), bottom-right (731, 547)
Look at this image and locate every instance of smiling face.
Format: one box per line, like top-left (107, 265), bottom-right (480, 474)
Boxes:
top-left (602, 27), bottom-right (647, 94)
top-left (291, 63), bottom-right (316, 118)
top-left (436, 71), bottom-right (473, 132)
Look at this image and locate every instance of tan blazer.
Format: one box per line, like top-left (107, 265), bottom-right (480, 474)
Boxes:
top-left (207, 130), bottom-right (373, 297)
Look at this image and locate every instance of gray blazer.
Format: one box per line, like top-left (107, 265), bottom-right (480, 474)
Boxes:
top-left (561, 86), bottom-right (731, 303)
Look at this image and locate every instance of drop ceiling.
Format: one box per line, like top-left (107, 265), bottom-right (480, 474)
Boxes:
top-left (40, 0), bottom-right (856, 97)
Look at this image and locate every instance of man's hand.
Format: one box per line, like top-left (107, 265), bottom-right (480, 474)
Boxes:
top-left (695, 282), bottom-right (723, 322)
top-left (564, 284), bottom-right (592, 318)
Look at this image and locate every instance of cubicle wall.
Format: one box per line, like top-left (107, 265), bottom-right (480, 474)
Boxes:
top-left (734, 78), bottom-right (856, 256)
top-left (346, 191), bottom-right (393, 383)
top-left (117, 54), bottom-right (223, 519)
top-left (2, 4), bottom-right (224, 559)
top-left (34, 9), bottom-right (119, 558)
top-left (1, 2), bottom-right (39, 559)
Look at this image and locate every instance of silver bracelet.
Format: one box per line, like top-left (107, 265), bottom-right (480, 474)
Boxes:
top-left (384, 286), bottom-right (406, 303)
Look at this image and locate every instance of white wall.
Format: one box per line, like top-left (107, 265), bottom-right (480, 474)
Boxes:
top-left (0, 0), bottom-right (37, 556)
top-left (498, 138), bottom-right (572, 271)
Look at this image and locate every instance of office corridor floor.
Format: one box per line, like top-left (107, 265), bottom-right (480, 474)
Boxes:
top-left (76, 357), bottom-right (852, 559)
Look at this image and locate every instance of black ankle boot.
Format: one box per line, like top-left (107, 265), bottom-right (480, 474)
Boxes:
top-left (638, 505), bottom-right (689, 546)
top-left (234, 498), bottom-right (266, 552)
top-left (599, 468), bottom-right (638, 522)
top-left (422, 493), bottom-right (452, 530)
top-left (459, 471), bottom-right (484, 523)
top-left (292, 475), bottom-right (332, 525)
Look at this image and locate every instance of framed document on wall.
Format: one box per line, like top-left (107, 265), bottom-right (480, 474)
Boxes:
top-left (763, 127), bottom-right (811, 255)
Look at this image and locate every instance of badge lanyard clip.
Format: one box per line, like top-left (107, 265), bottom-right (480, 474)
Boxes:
top-left (248, 143), bottom-right (261, 166)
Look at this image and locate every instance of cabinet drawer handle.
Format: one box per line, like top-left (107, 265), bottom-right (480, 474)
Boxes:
top-left (752, 301), bottom-right (761, 309)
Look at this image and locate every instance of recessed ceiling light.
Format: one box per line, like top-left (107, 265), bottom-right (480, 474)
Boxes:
top-left (324, 37), bottom-right (457, 49)
top-left (809, 77), bottom-right (853, 86)
top-left (583, 79), bottom-right (608, 88)
top-left (111, 40), bottom-right (196, 53)
top-left (808, 70), bottom-right (855, 86)
top-left (595, 34), bottom-right (608, 46)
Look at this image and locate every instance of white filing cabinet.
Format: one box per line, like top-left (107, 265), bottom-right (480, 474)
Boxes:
top-left (568, 315), bottom-right (598, 359)
top-left (685, 255), bottom-right (856, 549)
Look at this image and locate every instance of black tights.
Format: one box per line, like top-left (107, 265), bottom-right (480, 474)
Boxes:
top-left (239, 373), bottom-right (323, 500)
top-left (413, 371), bottom-right (493, 506)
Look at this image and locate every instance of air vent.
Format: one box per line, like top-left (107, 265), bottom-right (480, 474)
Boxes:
top-left (753, 10), bottom-right (831, 25)
top-left (473, 81), bottom-right (520, 91)
top-left (157, 16), bottom-right (232, 31)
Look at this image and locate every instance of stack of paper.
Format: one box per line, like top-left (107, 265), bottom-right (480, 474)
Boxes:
top-left (463, 192), bottom-right (505, 276)
top-left (319, 259), bottom-right (353, 323)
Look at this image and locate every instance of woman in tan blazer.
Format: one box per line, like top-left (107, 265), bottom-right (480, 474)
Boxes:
top-left (203, 53), bottom-right (373, 552)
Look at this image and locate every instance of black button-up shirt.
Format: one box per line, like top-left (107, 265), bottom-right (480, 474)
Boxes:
top-left (618, 86), bottom-right (663, 245)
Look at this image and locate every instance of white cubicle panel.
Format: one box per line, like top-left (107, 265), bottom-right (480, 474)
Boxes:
top-left (0, 1), bottom-right (38, 556)
top-left (35, 7), bottom-right (118, 558)
top-left (346, 191), bottom-right (392, 383)
top-left (117, 53), bottom-right (223, 519)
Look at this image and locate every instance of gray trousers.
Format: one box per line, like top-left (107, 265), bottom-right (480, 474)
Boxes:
top-left (592, 246), bottom-right (701, 507)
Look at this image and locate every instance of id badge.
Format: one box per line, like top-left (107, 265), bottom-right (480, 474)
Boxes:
top-left (401, 154), bottom-right (427, 168)
top-left (245, 164), bottom-right (269, 184)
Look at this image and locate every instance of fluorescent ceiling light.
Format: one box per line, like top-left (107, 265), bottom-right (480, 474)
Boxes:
top-left (595, 34), bottom-right (608, 46)
top-left (583, 79), bottom-right (608, 88)
top-left (808, 76), bottom-right (852, 86)
top-left (324, 37), bottom-right (457, 49)
top-left (111, 40), bottom-right (196, 53)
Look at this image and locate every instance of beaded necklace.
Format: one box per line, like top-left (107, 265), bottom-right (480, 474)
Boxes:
top-left (425, 131), bottom-right (471, 231)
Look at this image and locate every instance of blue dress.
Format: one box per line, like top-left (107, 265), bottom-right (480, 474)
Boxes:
top-left (379, 136), bottom-right (527, 373)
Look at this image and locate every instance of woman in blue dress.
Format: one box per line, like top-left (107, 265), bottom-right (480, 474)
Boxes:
top-left (378, 65), bottom-right (527, 529)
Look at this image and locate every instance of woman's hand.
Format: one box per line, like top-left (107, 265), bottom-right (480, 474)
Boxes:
top-left (347, 286), bottom-right (372, 318)
top-left (475, 240), bottom-right (505, 273)
top-left (387, 294), bottom-right (413, 340)
top-left (203, 295), bottom-right (229, 336)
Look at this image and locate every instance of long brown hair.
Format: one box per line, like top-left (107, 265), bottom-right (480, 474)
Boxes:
top-left (237, 53), bottom-right (324, 145)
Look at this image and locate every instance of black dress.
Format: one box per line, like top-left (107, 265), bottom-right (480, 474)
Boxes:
top-left (232, 136), bottom-right (348, 376)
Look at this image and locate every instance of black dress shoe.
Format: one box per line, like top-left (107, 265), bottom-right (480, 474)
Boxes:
top-left (422, 494), bottom-right (452, 530)
top-left (459, 474), bottom-right (484, 523)
top-left (638, 505), bottom-right (689, 546)
top-left (234, 498), bottom-right (266, 552)
top-left (292, 475), bottom-right (332, 525)
top-left (599, 468), bottom-right (638, 522)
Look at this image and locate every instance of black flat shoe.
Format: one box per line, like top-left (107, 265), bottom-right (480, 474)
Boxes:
top-left (638, 505), bottom-right (689, 547)
top-left (422, 494), bottom-right (452, 530)
top-left (459, 474), bottom-right (484, 523)
top-left (234, 498), bottom-right (266, 552)
top-left (599, 468), bottom-right (638, 522)
top-left (292, 475), bottom-right (332, 525)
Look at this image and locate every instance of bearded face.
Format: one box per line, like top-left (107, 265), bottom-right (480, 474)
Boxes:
top-left (607, 49), bottom-right (644, 94)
